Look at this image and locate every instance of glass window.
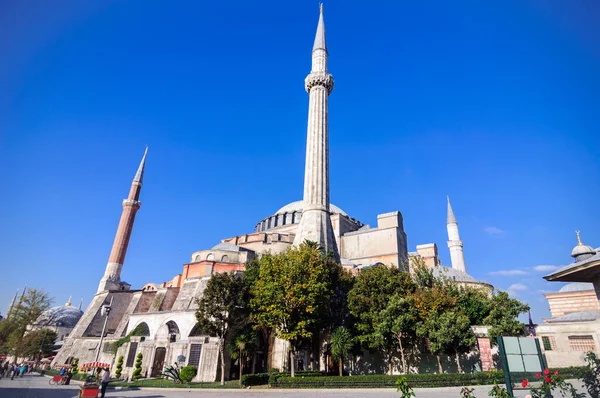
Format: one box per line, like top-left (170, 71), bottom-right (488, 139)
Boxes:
top-left (188, 344), bottom-right (202, 367)
top-left (126, 342), bottom-right (138, 367)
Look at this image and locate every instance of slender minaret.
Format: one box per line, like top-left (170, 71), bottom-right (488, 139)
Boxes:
top-left (6, 288), bottom-right (19, 319)
top-left (97, 148), bottom-right (147, 293)
top-left (446, 196), bottom-right (466, 272)
top-left (293, 5), bottom-right (338, 256)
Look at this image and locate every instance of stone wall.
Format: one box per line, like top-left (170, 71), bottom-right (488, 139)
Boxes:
top-left (340, 211), bottom-right (408, 269)
top-left (546, 290), bottom-right (599, 318)
top-left (537, 320), bottom-right (600, 367)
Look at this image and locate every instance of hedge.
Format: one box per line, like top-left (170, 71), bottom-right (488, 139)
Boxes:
top-left (270, 367), bottom-right (590, 389)
top-left (241, 370), bottom-right (324, 386)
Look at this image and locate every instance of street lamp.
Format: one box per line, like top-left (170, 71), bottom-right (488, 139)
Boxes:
top-left (93, 297), bottom-right (113, 374)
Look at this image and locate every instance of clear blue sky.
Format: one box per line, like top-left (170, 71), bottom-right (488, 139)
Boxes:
top-left (1, 0), bottom-right (599, 322)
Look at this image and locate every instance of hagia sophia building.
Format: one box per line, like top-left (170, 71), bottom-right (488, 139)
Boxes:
top-left (51, 7), bottom-right (493, 380)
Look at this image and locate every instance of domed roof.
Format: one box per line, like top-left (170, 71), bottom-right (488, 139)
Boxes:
top-left (432, 266), bottom-right (478, 283)
top-left (211, 242), bottom-right (244, 252)
top-left (559, 282), bottom-right (594, 293)
top-left (571, 244), bottom-right (595, 257)
top-left (36, 300), bottom-right (83, 329)
top-left (571, 231), bottom-right (596, 261)
top-left (275, 201), bottom-right (348, 217)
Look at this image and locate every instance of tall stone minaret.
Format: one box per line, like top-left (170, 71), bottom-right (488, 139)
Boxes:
top-left (293, 5), bottom-right (338, 256)
top-left (97, 148), bottom-right (147, 293)
top-left (447, 196), bottom-right (466, 272)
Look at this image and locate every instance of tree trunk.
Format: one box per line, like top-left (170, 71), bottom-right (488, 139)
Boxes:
top-left (338, 359), bottom-right (343, 377)
top-left (398, 335), bottom-right (407, 374)
top-left (436, 354), bottom-right (443, 374)
top-left (290, 350), bottom-right (295, 378)
top-left (239, 349), bottom-right (243, 383)
top-left (251, 353), bottom-right (257, 375)
top-left (388, 359), bottom-right (393, 375)
top-left (455, 350), bottom-right (462, 373)
top-left (220, 343), bottom-right (225, 386)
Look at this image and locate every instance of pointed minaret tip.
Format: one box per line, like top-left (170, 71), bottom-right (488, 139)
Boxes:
top-left (65, 296), bottom-right (72, 306)
top-left (313, 3), bottom-right (327, 52)
top-left (133, 146), bottom-right (148, 184)
top-left (447, 196), bottom-right (457, 224)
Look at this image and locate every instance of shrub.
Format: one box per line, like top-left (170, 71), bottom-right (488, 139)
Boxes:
top-left (132, 353), bottom-right (143, 380)
top-left (115, 356), bottom-right (124, 379)
top-left (71, 358), bottom-right (79, 375)
top-left (241, 373), bottom-right (270, 386)
top-left (180, 366), bottom-right (197, 383)
top-left (582, 351), bottom-right (600, 398)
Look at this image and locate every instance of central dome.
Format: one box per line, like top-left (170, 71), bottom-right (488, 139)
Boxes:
top-left (255, 200), bottom-right (362, 233)
top-left (274, 200), bottom-right (348, 217)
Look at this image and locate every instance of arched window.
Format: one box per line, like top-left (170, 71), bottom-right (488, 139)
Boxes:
top-left (194, 254), bottom-right (201, 262)
top-left (206, 253), bottom-right (214, 261)
top-left (221, 255), bottom-right (229, 262)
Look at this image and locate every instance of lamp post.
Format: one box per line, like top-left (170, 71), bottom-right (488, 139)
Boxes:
top-left (93, 297), bottom-right (113, 374)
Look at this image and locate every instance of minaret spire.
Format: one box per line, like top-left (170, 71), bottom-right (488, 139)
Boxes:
top-left (446, 196), bottom-right (466, 272)
top-left (79, 298), bottom-right (83, 310)
top-left (293, 6), bottom-right (338, 256)
top-left (97, 148), bottom-right (147, 293)
top-left (6, 288), bottom-right (19, 319)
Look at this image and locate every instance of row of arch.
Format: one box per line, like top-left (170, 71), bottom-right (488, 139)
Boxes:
top-left (193, 253), bottom-right (229, 263)
top-left (130, 320), bottom-right (206, 341)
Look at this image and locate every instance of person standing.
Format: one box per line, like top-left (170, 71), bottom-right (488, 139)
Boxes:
top-left (10, 363), bottom-right (18, 380)
top-left (100, 368), bottom-right (110, 398)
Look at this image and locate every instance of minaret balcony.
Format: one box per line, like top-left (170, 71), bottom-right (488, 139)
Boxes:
top-left (122, 199), bottom-right (142, 208)
top-left (305, 73), bottom-right (334, 93)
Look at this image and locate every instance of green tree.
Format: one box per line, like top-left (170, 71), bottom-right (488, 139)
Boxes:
top-left (423, 310), bottom-right (475, 373)
top-left (378, 294), bottom-right (418, 374)
top-left (348, 265), bottom-right (414, 375)
top-left (20, 329), bottom-right (57, 359)
top-left (132, 352), bottom-right (143, 380)
top-left (455, 287), bottom-right (493, 326)
top-left (195, 272), bottom-right (246, 385)
top-left (250, 242), bottom-right (337, 377)
top-left (0, 288), bottom-right (53, 357)
top-left (483, 291), bottom-right (530, 345)
top-left (227, 326), bottom-right (256, 383)
top-left (329, 327), bottom-right (354, 376)
top-left (115, 356), bottom-right (124, 379)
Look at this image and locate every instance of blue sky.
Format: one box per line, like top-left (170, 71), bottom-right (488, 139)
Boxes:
top-left (1, 0), bottom-right (599, 322)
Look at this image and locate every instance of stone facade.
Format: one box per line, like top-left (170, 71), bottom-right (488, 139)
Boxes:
top-left (53, 8), bottom-right (494, 381)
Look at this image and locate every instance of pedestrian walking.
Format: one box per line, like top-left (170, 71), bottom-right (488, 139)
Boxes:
top-left (100, 368), bottom-right (110, 398)
top-left (10, 363), bottom-right (18, 380)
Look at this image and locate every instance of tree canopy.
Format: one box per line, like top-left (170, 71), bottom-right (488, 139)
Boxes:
top-left (250, 241), bottom-right (339, 377)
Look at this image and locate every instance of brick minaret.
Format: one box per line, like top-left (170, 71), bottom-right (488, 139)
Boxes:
top-left (97, 148), bottom-right (147, 293)
top-left (293, 5), bottom-right (338, 256)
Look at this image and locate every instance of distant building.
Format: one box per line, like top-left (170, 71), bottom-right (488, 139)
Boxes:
top-left (536, 232), bottom-right (600, 367)
top-left (33, 297), bottom-right (84, 352)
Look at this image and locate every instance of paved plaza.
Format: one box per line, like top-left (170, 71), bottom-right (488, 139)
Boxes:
top-left (0, 373), bottom-right (587, 398)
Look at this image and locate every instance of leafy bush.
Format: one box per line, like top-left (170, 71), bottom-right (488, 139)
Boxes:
top-left (180, 366), bottom-right (197, 383)
top-left (582, 352), bottom-right (600, 398)
top-left (241, 370), bottom-right (324, 386)
top-left (132, 353), bottom-right (143, 380)
top-left (241, 373), bottom-right (270, 386)
top-left (396, 376), bottom-right (415, 398)
top-left (271, 372), bottom-right (498, 388)
top-left (70, 358), bottom-right (79, 375)
top-left (115, 356), bottom-right (124, 379)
